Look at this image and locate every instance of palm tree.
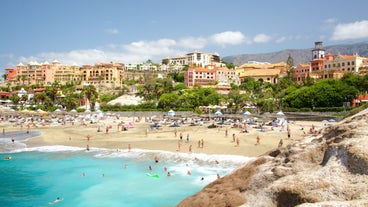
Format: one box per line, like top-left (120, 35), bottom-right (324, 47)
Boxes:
top-left (83, 85), bottom-right (98, 110)
top-left (21, 75), bottom-right (26, 85)
top-left (2, 73), bottom-right (8, 81)
top-left (6, 82), bottom-right (11, 92)
top-left (16, 75), bottom-right (21, 85)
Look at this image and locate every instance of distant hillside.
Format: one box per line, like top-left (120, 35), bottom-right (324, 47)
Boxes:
top-left (223, 42), bottom-right (368, 66)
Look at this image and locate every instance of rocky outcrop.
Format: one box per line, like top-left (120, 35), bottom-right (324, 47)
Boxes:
top-left (177, 110), bottom-right (368, 207)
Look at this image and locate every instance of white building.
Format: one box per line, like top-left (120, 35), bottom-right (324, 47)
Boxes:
top-left (162, 51), bottom-right (223, 68)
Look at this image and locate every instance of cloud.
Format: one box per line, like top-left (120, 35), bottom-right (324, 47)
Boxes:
top-left (8, 31), bottom-right (285, 67)
top-left (253, 33), bottom-right (272, 43)
top-left (14, 39), bottom-right (185, 66)
top-left (210, 31), bottom-right (245, 46)
top-left (275, 36), bottom-right (286, 43)
top-left (106, 28), bottom-right (119, 34)
top-left (123, 38), bottom-right (177, 56)
top-left (178, 37), bottom-right (207, 49)
top-left (17, 49), bottom-right (109, 66)
top-left (331, 20), bottom-right (368, 40)
top-left (324, 18), bottom-right (337, 24)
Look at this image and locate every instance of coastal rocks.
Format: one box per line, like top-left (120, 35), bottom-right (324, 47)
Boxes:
top-left (177, 109), bottom-right (368, 207)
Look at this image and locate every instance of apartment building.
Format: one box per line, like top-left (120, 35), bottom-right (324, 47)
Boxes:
top-left (163, 51), bottom-right (223, 69)
top-left (293, 64), bottom-right (311, 83)
top-left (15, 61), bottom-right (57, 85)
top-left (217, 66), bottom-right (240, 86)
top-left (236, 61), bottom-right (287, 83)
top-left (184, 65), bottom-right (218, 87)
top-left (80, 62), bottom-right (124, 87)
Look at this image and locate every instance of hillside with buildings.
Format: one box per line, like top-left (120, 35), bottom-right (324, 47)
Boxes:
top-left (223, 41), bottom-right (368, 66)
top-left (1, 42), bottom-right (368, 111)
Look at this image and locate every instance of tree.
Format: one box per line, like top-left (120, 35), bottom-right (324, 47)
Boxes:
top-left (6, 82), bottom-right (11, 92)
top-left (168, 72), bottom-right (184, 82)
top-left (21, 75), bottom-right (26, 85)
top-left (285, 54), bottom-right (295, 81)
top-left (9, 94), bottom-right (20, 106)
top-left (303, 73), bottom-right (314, 86)
top-left (61, 95), bottom-right (79, 111)
top-left (83, 85), bottom-right (98, 110)
top-left (173, 83), bottom-right (187, 91)
top-left (222, 61), bottom-right (235, 69)
top-left (2, 73), bottom-right (8, 81)
top-left (286, 54), bottom-right (294, 67)
top-left (157, 93), bottom-right (179, 109)
top-left (227, 89), bottom-right (245, 113)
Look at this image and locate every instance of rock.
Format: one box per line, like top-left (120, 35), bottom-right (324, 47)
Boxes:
top-left (177, 109), bottom-right (368, 207)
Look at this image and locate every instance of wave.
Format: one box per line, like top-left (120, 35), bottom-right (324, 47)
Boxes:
top-left (94, 148), bottom-right (255, 166)
top-left (1, 144), bottom-right (254, 167)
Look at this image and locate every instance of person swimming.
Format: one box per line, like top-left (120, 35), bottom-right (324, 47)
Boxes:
top-left (3, 156), bottom-right (12, 160)
top-left (49, 197), bottom-right (62, 204)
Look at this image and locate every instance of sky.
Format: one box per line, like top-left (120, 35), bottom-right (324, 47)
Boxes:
top-left (1, 0), bottom-right (368, 69)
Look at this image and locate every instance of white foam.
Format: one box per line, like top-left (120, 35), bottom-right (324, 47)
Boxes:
top-left (10, 145), bottom-right (85, 153)
top-left (2, 144), bottom-right (255, 170)
top-left (93, 148), bottom-right (255, 166)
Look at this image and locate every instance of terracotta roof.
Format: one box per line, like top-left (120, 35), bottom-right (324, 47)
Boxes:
top-left (238, 61), bottom-right (287, 69)
top-left (193, 67), bottom-right (216, 73)
top-left (242, 69), bottom-right (280, 76)
top-left (339, 55), bottom-right (356, 59)
top-left (297, 64), bottom-right (310, 67)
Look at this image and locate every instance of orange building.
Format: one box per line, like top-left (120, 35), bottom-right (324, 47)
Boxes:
top-left (236, 61), bottom-right (287, 83)
top-left (5, 67), bottom-right (17, 82)
top-left (309, 42), bottom-right (367, 80)
top-left (293, 64), bottom-right (311, 83)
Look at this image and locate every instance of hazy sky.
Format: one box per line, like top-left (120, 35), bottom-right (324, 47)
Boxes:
top-left (1, 0), bottom-right (368, 68)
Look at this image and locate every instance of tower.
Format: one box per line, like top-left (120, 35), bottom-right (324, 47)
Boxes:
top-left (312, 41), bottom-right (325, 60)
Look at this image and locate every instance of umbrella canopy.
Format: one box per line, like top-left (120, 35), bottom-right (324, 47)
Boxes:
top-left (54, 109), bottom-right (62, 113)
top-left (214, 110), bottom-right (223, 116)
top-left (70, 109), bottom-right (77, 113)
top-left (276, 111), bottom-right (285, 116)
top-left (167, 109), bottom-right (175, 116)
top-left (243, 111), bottom-right (251, 116)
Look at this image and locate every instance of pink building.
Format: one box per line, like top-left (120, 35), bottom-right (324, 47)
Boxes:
top-left (184, 65), bottom-right (218, 88)
top-left (293, 64), bottom-right (311, 83)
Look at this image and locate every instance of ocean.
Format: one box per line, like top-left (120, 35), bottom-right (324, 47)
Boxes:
top-left (0, 137), bottom-right (252, 207)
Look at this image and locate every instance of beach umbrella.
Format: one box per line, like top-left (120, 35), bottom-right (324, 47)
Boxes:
top-left (167, 109), bottom-right (175, 116)
top-left (243, 111), bottom-right (251, 116)
top-left (276, 111), bottom-right (285, 116)
top-left (214, 110), bottom-right (223, 116)
top-left (36, 109), bottom-right (47, 114)
top-left (70, 109), bottom-right (77, 113)
top-left (54, 109), bottom-right (62, 113)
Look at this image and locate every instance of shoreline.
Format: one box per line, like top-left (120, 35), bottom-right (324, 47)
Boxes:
top-left (0, 114), bottom-right (332, 157)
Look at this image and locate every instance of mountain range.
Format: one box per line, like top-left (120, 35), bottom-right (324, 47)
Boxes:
top-left (222, 42), bottom-right (368, 66)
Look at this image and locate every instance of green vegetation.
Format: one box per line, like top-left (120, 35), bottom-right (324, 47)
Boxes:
top-left (2, 69), bottom-right (368, 113)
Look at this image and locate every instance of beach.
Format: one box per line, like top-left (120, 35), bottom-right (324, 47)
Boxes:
top-left (0, 112), bottom-right (331, 157)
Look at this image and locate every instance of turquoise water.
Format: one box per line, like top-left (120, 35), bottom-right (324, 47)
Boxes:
top-left (0, 142), bottom-right (252, 207)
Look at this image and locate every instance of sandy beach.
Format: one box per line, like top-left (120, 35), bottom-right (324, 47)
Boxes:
top-left (0, 113), bottom-right (332, 157)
